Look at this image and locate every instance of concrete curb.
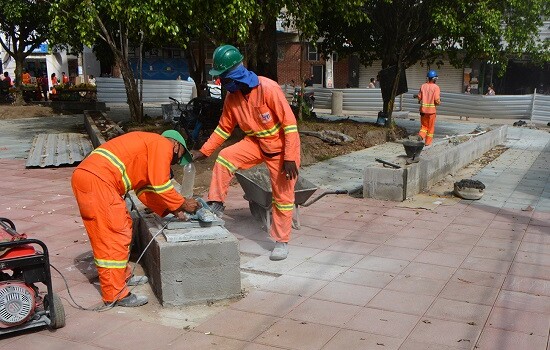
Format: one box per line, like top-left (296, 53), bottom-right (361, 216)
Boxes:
top-left (363, 125), bottom-right (508, 201)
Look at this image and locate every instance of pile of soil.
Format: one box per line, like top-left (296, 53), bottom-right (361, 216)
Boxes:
top-left (0, 105), bottom-right (56, 119)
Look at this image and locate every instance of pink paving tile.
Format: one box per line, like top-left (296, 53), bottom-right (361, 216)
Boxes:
top-left (518, 241), bottom-right (550, 255)
top-left (493, 211), bottom-right (532, 225)
top-left (309, 250), bottom-right (364, 267)
top-left (382, 208), bottom-right (422, 220)
top-left (425, 298), bottom-right (491, 324)
top-left (312, 281), bottom-right (380, 306)
top-left (321, 329), bottom-right (403, 350)
top-left (301, 225), bottom-right (354, 239)
top-left (259, 275), bottom-right (328, 297)
top-left (408, 318), bottom-right (482, 349)
top-left (255, 318), bottom-right (340, 350)
top-left (482, 227), bottom-right (525, 241)
top-left (476, 236), bottom-right (521, 251)
top-left (369, 245), bottom-right (422, 261)
top-left (358, 221), bottom-right (404, 235)
top-left (415, 212), bottom-right (457, 225)
top-left (494, 290), bottom-right (550, 314)
top-left (334, 211), bottom-right (378, 223)
top-left (325, 239), bottom-right (378, 255)
top-left (289, 234), bottom-right (338, 250)
top-left (230, 290), bottom-right (306, 317)
top-left (514, 250), bottom-right (550, 267)
top-left (460, 256), bottom-right (512, 274)
top-left (487, 306), bottom-right (550, 337)
top-left (398, 340), bottom-right (463, 350)
top-left (439, 281), bottom-right (500, 306)
top-left (451, 268), bottom-right (506, 288)
top-left (238, 238), bottom-right (271, 256)
top-left (335, 268), bottom-right (396, 289)
top-left (523, 232), bottom-right (550, 244)
top-left (451, 216), bottom-right (493, 228)
top-left (475, 327), bottom-right (547, 350)
top-left (354, 256), bottom-right (409, 274)
top-left (296, 214), bottom-right (331, 227)
top-left (400, 262), bottom-right (456, 280)
top-left (385, 274), bottom-right (446, 296)
top-left (444, 223), bottom-right (486, 235)
top-left (369, 215), bottom-right (412, 227)
top-left (502, 275), bottom-right (550, 296)
top-left (92, 320), bottom-right (183, 349)
top-left (406, 219), bottom-right (449, 232)
top-left (47, 309), bottom-right (133, 343)
top-left (287, 261), bottom-right (348, 281)
top-left (508, 261), bottom-right (550, 280)
top-left (285, 298), bottom-right (362, 327)
top-left (413, 251), bottom-right (465, 268)
top-left (194, 309), bottom-right (278, 342)
top-left (468, 245), bottom-right (517, 261)
top-left (345, 307), bottom-right (420, 339)
top-left (344, 231), bottom-right (392, 244)
top-left (366, 289), bottom-right (435, 316)
top-left (488, 220), bottom-right (528, 232)
top-left (437, 231), bottom-right (480, 245)
top-left (168, 331), bottom-right (248, 350)
top-left (5, 333), bottom-right (103, 350)
top-left (383, 236), bottom-right (432, 250)
top-left (396, 226), bottom-right (441, 240)
top-left (321, 218), bottom-right (372, 231)
top-left (426, 240), bottom-right (473, 255)
top-left (243, 343), bottom-right (283, 350)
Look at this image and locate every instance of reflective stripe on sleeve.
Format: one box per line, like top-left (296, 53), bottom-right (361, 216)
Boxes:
top-left (135, 179), bottom-right (175, 197)
top-left (283, 125), bottom-right (298, 134)
top-left (213, 126), bottom-right (230, 140)
top-left (92, 148), bottom-right (132, 192)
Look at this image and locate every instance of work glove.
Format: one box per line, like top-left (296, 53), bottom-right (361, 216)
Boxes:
top-left (190, 150), bottom-right (206, 161)
top-left (282, 160), bottom-right (299, 180)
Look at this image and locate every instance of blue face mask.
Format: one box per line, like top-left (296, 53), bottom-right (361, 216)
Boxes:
top-left (223, 80), bottom-right (240, 93)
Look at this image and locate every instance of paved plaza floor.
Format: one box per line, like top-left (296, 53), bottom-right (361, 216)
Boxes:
top-left (0, 121), bottom-right (548, 349)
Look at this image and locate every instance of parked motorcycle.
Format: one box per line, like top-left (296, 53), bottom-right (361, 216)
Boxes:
top-left (169, 85), bottom-right (223, 149)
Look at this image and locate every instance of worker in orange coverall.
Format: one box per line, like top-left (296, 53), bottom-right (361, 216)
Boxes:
top-left (71, 130), bottom-right (200, 307)
top-left (417, 69), bottom-right (441, 147)
top-left (191, 45), bottom-right (300, 261)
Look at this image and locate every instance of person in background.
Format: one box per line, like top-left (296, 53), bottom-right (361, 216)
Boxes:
top-left (62, 71), bottom-right (70, 85)
top-left (191, 44), bottom-right (301, 261)
top-left (304, 74), bottom-right (314, 87)
top-left (486, 83), bottom-right (495, 96)
top-left (416, 69), bottom-right (441, 148)
top-left (50, 73), bottom-right (58, 95)
top-left (22, 69), bottom-right (32, 85)
top-left (88, 75), bottom-right (96, 86)
top-left (39, 72), bottom-right (49, 101)
top-left (375, 74), bottom-right (381, 88)
top-left (368, 77), bottom-right (376, 88)
top-left (2, 72), bottom-right (12, 87)
top-left (460, 85), bottom-right (471, 121)
top-left (71, 130), bottom-right (199, 307)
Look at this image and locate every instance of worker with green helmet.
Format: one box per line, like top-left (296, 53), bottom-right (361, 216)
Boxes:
top-left (71, 130), bottom-right (200, 307)
top-left (192, 44), bottom-right (301, 261)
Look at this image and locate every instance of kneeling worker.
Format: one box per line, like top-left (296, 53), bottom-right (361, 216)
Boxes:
top-left (191, 44), bottom-right (301, 261)
top-left (71, 130), bottom-right (200, 307)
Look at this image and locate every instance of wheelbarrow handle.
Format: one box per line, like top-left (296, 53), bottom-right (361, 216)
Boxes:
top-left (301, 190), bottom-right (348, 207)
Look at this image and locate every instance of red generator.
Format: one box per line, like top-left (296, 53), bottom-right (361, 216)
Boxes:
top-left (0, 218), bottom-right (65, 335)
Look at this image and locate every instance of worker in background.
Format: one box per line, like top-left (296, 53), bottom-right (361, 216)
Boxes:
top-left (368, 77), bottom-right (376, 88)
top-left (71, 130), bottom-right (200, 307)
top-left (22, 69), bottom-right (32, 85)
top-left (191, 44), bottom-right (301, 261)
top-left (416, 70), bottom-right (441, 148)
top-left (61, 71), bottom-right (70, 85)
top-left (50, 73), bottom-right (58, 95)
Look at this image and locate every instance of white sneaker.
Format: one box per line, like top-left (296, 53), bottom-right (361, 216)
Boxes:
top-left (270, 242), bottom-right (289, 261)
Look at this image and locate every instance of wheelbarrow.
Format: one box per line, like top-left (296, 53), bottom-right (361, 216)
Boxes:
top-left (235, 167), bottom-right (347, 231)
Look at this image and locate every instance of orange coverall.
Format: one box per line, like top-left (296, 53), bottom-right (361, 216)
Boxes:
top-left (417, 81), bottom-right (441, 146)
top-left (200, 76), bottom-right (300, 243)
top-left (22, 72), bottom-right (32, 85)
top-left (71, 132), bottom-right (185, 303)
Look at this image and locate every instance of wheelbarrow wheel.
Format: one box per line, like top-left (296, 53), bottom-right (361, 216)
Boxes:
top-left (46, 293), bottom-right (65, 329)
top-left (249, 202), bottom-right (270, 232)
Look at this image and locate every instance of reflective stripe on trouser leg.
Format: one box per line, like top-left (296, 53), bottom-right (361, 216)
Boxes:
top-left (265, 155), bottom-right (300, 243)
top-left (71, 169), bottom-right (132, 303)
top-left (423, 113), bottom-right (436, 145)
top-left (208, 137), bottom-right (263, 203)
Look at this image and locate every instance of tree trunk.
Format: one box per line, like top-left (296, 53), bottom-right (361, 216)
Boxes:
top-left (116, 55), bottom-right (142, 123)
top-left (13, 53), bottom-right (25, 105)
top-left (246, 14), bottom-right (278, 80)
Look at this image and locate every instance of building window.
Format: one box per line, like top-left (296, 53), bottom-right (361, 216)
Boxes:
top-left (307, 43), bottom-right (319, 61)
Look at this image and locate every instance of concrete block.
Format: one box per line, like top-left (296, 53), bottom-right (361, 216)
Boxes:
top-left (137, 212), bottom-right (241, 306)
top-left (363, 125), bottom-right (508, 201)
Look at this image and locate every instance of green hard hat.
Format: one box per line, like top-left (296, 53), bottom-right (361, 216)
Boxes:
top-left (209, 45), bottom-right (243, 76)
top-left (161, 130), bottom-right (193, 165)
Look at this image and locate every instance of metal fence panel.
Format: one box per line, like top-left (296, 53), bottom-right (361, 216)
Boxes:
top-left (531, 94), bottom-right (550, 123)
top-left (96, 78), bottom-right (194, 104)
